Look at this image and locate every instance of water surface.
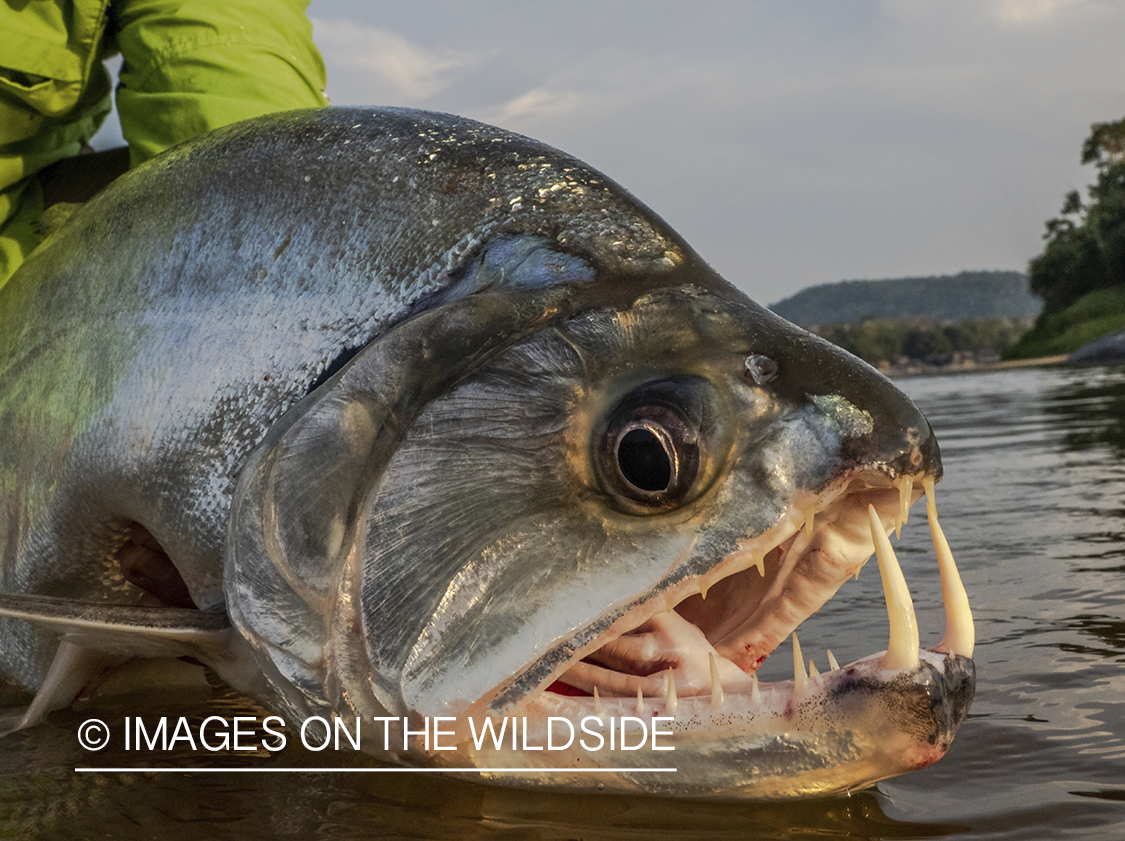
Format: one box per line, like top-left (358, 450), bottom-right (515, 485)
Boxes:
top-left (2, 365), bottom-right (1123, 840)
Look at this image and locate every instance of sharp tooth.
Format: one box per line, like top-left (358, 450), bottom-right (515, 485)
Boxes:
top-left (927, 489), bottom-right (976, 658)
top-left (635, 687), bottom-right (645, 715)
top-left (709, 652), bottom-right (725, 708)
top-left (792, 632), bottom-right (808, 692)
top-left (593, 685), bottom-right (604, 717)
top-left (753, 552), bottom-right (765, 577)
top-left (827, 649), bottom-right (840, 671)
top-left (751, 672), bottom-right (761, 703)
top-left (808, 658), bottom-right (819, 678)
top-left (897, 475), bottom-right (914, 538)
top-left (803, 503), bottom-right (816, 537)
top-left (868, 504), bottom-right (920, 670)
top-left (700, 578), bottom-right (709, 600)
top-left (664, 668), bottom-right (678, 713)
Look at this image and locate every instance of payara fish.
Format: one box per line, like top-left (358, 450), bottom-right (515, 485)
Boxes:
top-left (0, 107), bottom-right (974, 799)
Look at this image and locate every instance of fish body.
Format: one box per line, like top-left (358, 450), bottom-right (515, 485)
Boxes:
top-left (0, 107), bottom-right (974, 798)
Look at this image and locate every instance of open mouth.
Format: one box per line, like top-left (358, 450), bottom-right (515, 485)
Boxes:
top-left (544, 473), bottom-right (974, 709)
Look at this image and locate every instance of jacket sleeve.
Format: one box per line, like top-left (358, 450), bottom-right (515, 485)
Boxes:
top-left (113, 0), bottom-right (328, 166)
top-left (0, 1), bottom-right (114, 286)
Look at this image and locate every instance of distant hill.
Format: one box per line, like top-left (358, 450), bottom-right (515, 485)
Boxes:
top-left (769, 271), bottom-right (1039, 327)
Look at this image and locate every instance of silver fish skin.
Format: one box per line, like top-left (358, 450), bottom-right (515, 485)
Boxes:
top-left (0, 107), bottom-right (974, 798)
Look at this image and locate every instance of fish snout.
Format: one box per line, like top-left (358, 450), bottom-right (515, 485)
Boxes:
top-left (751, 309), bottom-right (942, 484)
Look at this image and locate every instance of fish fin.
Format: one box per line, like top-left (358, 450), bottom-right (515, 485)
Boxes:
top-left (16, 640), bottom-right (120, 729)
top-left (0, 593), bottom-right (231, 660)
top-left (0, 595), bottom-right (231, 731)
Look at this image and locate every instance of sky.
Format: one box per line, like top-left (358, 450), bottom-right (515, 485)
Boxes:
top-left (99, 0), bottom-right (1125, 306)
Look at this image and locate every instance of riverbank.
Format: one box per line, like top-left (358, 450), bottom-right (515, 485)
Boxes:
top-left (883, 352), bottom-right (1071, 378)
top-left (1003, 286), bottom-right (1125, 360)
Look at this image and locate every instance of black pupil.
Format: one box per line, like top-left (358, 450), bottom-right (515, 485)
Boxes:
top-left (617, 428), bottom-right (672, 492)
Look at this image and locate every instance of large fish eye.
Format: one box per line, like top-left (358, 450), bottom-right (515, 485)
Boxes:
top-left (617, 427), bottom-right (674, 492)
top-left (596, 376), bottom-right (726, 514)
top-left (613, 407), bottom-right (697, 498)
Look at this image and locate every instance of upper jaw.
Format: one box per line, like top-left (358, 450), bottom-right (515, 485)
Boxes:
top-left (546, 468), bottom-right (974, 706)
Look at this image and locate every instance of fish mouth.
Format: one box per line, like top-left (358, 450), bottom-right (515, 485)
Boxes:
top-left (542, 471), bottom-right (974, 717)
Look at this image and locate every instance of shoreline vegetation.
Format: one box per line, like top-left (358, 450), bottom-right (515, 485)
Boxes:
top-left (883, 352), bottom-right (1071, 379)
top-left (1003, 284), bottom-right (1125, 360)
top-left (805, 315), bottom-right (1035, 377)
top-left (801, 290), bottom-right (1125, 377)
top-left (1007, 116), bottom-right (1125, 359)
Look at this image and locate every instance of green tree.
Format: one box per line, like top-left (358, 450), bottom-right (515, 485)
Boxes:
top-left (903, 326), bottom-right (952, 360)
top-left (1086, 160), bottom-right (1125, 284)
top-left (1028, 216), bottom-right (1106, 310)
top-left (1081, 120), bottom-right (1125, 168)
top-left (1030, 116), bottom-right (1125, 312)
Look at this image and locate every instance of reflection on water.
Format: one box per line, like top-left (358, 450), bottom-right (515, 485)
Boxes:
top-left (1043, 375), bottom-right (1125, 456)
top-left (2, 365), bottom-right (1125, 840)
top-left (882, 365), bottom-right (1125, 841)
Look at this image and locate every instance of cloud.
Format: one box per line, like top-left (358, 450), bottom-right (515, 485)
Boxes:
top-left (481, 87), bottom-right (583, 126)
top-left (306, 1), bottom-right (1125, 301)
top-left (310, 18), bottom-right (472, 101)
top-left (988, 0), bottom-right (1099, 25)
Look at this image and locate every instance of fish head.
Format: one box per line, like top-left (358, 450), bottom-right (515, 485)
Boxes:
top-left (226, 243), bottom-right (974, 798)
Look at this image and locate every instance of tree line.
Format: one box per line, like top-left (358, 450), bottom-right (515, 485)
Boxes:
top-left (1029, 117), bottom-right (1125, 310)
top-left (812, 317), bottom-right (1030, 370)
top-left (770, 271), bottom-right (1037, 327)
top-left (1006, 116), bottom-right (1125, 358)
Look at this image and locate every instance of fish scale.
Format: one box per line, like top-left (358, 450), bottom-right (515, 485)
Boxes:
top-left (0, 108), bottom-right (681, 617)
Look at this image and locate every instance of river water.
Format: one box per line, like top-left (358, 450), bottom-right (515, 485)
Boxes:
top-left (1, 364), bottom-right (1123, 840)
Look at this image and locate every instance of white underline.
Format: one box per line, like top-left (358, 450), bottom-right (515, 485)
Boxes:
top-left (75, 766), bottom-right (678, 774)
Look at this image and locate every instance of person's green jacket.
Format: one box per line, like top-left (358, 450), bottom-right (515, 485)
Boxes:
top-left (0, 0), bottom-right (327, 290)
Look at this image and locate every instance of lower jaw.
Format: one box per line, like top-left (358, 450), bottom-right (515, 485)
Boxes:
top-left (415, 649), bottom-right (976, 799)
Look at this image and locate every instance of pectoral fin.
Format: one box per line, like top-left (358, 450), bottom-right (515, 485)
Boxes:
top-left (0, 593), bottom-right (230, 658)
top-left (0, 594), bottom-right (233, 731)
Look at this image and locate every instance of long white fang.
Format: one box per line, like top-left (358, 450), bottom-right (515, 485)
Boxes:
top-left (897, 475), bottom-right (914, 538)
top-left (635, 687), bottom-right (645, 715)
top-left (808, 659), bottom-right (819, 678)
top-left (593, 685), bottom-right (604, 717)
top-left (751, 672), bottom-right (761, 703)
top-left (803, 503), bottom-right (816, 537)
top-left (753, 552), bottom-right (765, 577)
top-left (665, 668), bottom-right (678, 713)
top-left (926, 487), bottom-right (976, 658)
top-left (793, 632), bottom-right (808, 692)
top-left (868, 504), bottom-right (920, 670)
top-left (709, 653), bottom-right (725, 707)
top-left (827, 649), bottom-right (840, 671)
